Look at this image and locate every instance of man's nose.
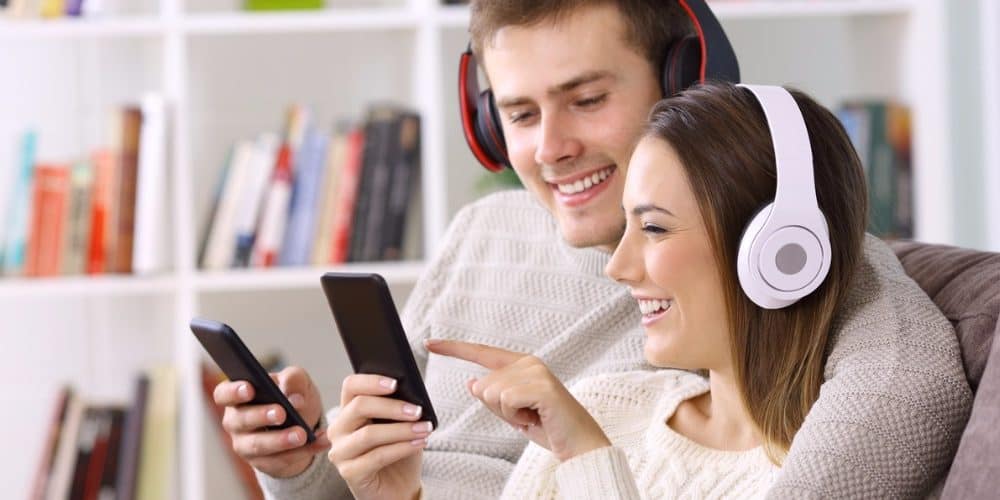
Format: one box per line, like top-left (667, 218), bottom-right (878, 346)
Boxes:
top-left (534, 113), bottom-right (582, 166)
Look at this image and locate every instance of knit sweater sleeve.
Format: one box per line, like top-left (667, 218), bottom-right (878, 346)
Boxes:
top-left (554, 447), bottom-right (642, 500)
top-left (767, 235), bottom-right (973, 499)
top-left (255, 410), bottom-right (352, 500)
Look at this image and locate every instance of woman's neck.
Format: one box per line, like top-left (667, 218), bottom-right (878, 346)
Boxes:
top-left (669, 369), bottom-right (761, 451)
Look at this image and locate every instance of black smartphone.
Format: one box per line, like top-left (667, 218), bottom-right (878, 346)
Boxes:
top-left (189, 318), bottom-right (316, 443)
top-left (320, 272), bottom-right (438, 428)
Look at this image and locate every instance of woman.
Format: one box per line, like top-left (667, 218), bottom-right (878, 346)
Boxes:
top-left (423, 81), bottom-right (870, 498)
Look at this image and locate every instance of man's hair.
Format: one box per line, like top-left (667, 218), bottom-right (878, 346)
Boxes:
top-left (645, 82), bottom-right (868, 465)
top-left (469, 0), bottom-right (691, 76)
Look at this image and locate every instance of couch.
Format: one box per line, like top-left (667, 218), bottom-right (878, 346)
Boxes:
top-left (889, 240), bottom-right (1000, 499)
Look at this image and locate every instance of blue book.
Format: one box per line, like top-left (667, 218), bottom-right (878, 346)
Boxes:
top-left (279, 127), bottom-right (328, 266)
top-left (2, 131), bottom-right (38, 276)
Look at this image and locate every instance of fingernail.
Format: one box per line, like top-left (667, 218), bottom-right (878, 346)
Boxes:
top-left (288, 431), bottom-right (302, 445)
top-left (267, 408), bottom-right (279, 423)
top-left (412, 421), bottom-right (433, 433)
top-left (424, 338), bottom-right (441, 346)
top-left (402, 404), bottom-right (422, 417)
top-left (410, 438), bottom-right (427, 446)
top-left (288, 394), bottom-right (305, 407)
top-left (379, 377), bottom-right (397, 390)
top-left (238, 383), bottom-right (250, 399)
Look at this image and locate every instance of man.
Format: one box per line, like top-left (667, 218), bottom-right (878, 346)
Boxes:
top-left (214, 1), bottom-right (971, 498)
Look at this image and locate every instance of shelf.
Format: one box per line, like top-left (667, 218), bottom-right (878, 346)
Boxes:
top-left (0, 17), bottom-right (166, 39)
top-left (181, 8), bottom-right (419, 35)
top-left (193, 261), bottom-right (425, 292)
top-left (433, 1), bottom-right (917, 29)
top-left (0, 275), bottom-right (176, 298)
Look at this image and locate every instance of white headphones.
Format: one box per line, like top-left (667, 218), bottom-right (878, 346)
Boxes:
top-left (736, 84), bottom-right (832, 309)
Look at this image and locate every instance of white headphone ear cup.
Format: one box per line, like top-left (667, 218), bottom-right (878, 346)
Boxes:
top-left (737, 203), bottom-right (792, 309)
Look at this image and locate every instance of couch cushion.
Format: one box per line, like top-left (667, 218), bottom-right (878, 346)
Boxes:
top-left (889, 241), bottom-right (1000, 391)
top-left (889, 240), bottom-right (1000, 499)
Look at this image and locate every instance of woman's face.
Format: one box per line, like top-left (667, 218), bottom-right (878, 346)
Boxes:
top-left (605, 136), bottom-right (733, 373)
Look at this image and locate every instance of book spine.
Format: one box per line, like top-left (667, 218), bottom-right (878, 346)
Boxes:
top-left (311, 125), bottom-right (348, 266)
top-left (29, 387), bottom-right (71, 500)
top-left (381, 112), bottom-right (420, 261)
top-left (111, 106), bottom-right (142, 274)
top-left (203, 141), bottom-right (254, 270)
top-left (114, 376), bottom-right (149, 500)
top-left (233, 133), bottom-right (278, 268)
top-left (329, 127), bottom-right (366, 264)
top-left (279, 127), bottom-right (328, 267)
top-left (132, 94), bottom-right (168, 276)
top-left (2, 131), bottom-right (38, 276)
top-left (86, 150), bottom-right (116, 275)
top-left (251, 145), bottom-right (293, 268)
top-left (27, 164), bottom-right (70, 277)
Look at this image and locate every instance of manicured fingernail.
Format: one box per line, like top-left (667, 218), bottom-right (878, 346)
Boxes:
top-left (402, 404), bottom-right (422, 417)
top-left (424, 338), bottom-right (441, 346)
top-left (267, 408), bottom-right (279, 423)
top-left (412, 421), bottom-right (433, 433)
top-left (238, 383), bottom-right (250, 399)
top-left (288, 431), bottom-right (302, 445)
top-left (288, 394), bottom-right (305, 407)
top-left (410, 438), bottom-right (427, 446)
top-left (379, 377), bottom-right (397, 390)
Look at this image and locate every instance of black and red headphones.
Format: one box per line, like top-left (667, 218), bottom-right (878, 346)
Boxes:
top-left (458, 0), bottom-right (741, 172)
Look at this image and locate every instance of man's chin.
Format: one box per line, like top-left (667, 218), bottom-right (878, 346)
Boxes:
top-left (559, 226), bottom-right (622, 251)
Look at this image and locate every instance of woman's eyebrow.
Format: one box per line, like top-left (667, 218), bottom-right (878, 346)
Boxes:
top-left (631, 203), bottom-right (675, 217)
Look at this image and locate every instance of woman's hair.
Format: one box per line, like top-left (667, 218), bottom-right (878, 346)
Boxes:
top-left (644, 81), bottom-right (868, 464)
top-left (469, 0), bottom-right (690, 75)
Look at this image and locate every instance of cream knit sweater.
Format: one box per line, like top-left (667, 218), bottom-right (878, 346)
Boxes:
top-left (257, 190), bottom-right (971, 500)
top-left (500, 370), bottom-right (780, 500)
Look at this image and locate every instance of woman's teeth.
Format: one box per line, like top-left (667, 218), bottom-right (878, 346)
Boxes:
top-left (556, 167), bottom-right (613, 194)
top-left (638, 299), bottom-right (673, 316)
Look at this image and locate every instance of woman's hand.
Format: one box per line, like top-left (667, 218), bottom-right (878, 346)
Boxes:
top-left (326, 374), bottom-right (433, 500)
top-left (424, 339), bottom-right (611, 462)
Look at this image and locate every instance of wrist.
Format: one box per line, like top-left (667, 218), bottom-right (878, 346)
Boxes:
top-left (557, 433), bottom-right (612, 462)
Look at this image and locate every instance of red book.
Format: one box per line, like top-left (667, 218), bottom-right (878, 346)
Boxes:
top-left (328, 127), bottom-right (365, 264)
top-left (86, 150), bottom-right (116, 275)
top-left (25, 164), bottom-right (70, 277)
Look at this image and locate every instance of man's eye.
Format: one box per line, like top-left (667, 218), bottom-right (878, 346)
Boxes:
top-left (576, 94), bottom-right (608, 108)
top-left (509, 111), bottom-right (535, 124)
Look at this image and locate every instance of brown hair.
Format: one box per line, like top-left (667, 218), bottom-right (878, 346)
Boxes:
top-left (469, 0), bottom-right (690, 76)
top-left (645, 82), bottom-right (868, 464)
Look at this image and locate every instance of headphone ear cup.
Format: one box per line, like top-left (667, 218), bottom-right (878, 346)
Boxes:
top-left (737, 203), bottom-right (778, 308)
top-left (662, 35), bottom-right (703, 96)
top-left (474, 90), bottom-right (509, 168)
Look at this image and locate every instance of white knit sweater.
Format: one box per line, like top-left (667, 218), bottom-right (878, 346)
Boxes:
top-left (257, 190), bottom-right (971, 500)
top-left (500, 370), bottom-right (780, 500)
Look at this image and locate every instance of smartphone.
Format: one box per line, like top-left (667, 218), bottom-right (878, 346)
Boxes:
top-left (189, 318), bottom-right (316, 443)
top-left (320, 272), bottom-right (438, 428)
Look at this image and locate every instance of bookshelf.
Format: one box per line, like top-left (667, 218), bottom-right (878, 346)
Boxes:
top-left (1, 1), bottom-right (975, 499)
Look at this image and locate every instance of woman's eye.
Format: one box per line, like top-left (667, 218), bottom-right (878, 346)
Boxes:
top-left (641, 223), bottom-right (667, 235)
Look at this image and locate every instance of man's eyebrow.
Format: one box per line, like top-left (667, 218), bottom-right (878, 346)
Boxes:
top-left (495, 70), bottom-right (615, 110)
top-left (631, 204), bottom-right (675, 217)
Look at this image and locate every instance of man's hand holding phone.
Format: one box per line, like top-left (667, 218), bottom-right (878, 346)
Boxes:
top-left (325, 374), bottom-right (430, 500)
top-left (213, 366), bottom-right (331, 478)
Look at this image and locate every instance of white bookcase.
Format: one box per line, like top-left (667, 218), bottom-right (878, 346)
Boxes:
top-left (0, 1), bottom-right (961, 499)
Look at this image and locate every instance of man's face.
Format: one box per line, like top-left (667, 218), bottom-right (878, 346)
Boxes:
top-left (482, 4), bottom-right (662, 251)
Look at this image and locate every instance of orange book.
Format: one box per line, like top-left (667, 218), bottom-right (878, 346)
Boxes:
top-left (86, 150), bottom-right (116, 275)
top-left (25, 164), bottom-right (70, 277)
top-left (328, 127), bottom-right (366, 264)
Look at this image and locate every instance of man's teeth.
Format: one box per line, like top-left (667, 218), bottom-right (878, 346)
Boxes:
top-left (557, 167), bottom-right (613, 194)
top-left (638, 299), bottom-right (672, 315)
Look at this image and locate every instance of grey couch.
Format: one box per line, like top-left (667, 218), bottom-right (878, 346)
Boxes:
top-left (889, 240), bottom-right (1000, 499)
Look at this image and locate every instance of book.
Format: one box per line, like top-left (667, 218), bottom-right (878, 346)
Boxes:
top-left (114, 375), bottom-right (149, 500)
top-left (46, 392), bottom-right (85, 500)
top-left (349, 105), bottom-right (401, 262)
top-left (233, 133), bottom-right (279, 268)
top-left (197, 152), bottom-right (232, 270)
top-left (2, 131), bottom-right (38, 276)
top-left (111, 106), bottom-right (143, 274)
top-left (68, 406), bottom-right (105, 500)
top-left (280, 126), bottom-right (329, 267)
top-left (26, 164), bottom-right (70, 277)
top-left (328, 126), bottom-right (366, 264)
top-left (252, 106), bottom-right (309, 267)
top-left (62, 160), bottom-right (94, 275)
top-left (132, 94), bottom-right (168, 276)
top-left (86, 150), bottom-right (116, 275)
top-left (135, 366), bottom-right (177, 500)
top-left (380, 111), bottom-right (421, 260)
top-left (203, 141), bottom-right (255, 270)
top-left (311, 123), bottom-right (350, 266)
top-left (94, 409), bottom-right (125, 500)
top-left (29, 387), bottom-right (72, 500)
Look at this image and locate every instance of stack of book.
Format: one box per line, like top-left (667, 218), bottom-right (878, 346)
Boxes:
top-left (837, 100), bottom-right (913, 239)
top-left (198, 103), bottom-right (422, 270)
top-left (30, 367), bottom-right (176, 500)
top-left (0, 94), bottom-right (169, 278)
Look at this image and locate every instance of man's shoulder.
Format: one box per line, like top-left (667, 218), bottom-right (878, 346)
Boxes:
top-left (455, 189), bottom-right (550, 222)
